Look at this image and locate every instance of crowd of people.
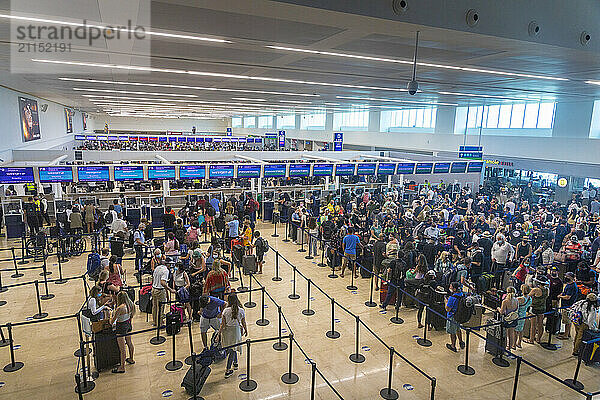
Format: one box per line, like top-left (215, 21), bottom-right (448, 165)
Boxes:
top-left (75, 139), bottom-right (262, 152)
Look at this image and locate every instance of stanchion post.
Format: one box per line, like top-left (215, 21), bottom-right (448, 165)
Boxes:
top-left (74, 313), bottom-right (89, 357)
top-left (75, 374), bottom-right (84, 400)
top-left (39, 247), bottom-right (52, 277)
top-left (288, 266), bottom-right (300, 300)
top-left (298, 226), bottom-right (306, 253)
top-left (281, 334), bottom-right (299, 384)
top-left (318, 240), bottom-right (326, 267)
top-left (239, 340), bottom-right (257, 392)
top-left (40, 259), bottom-right (55, 300)
top-left (273, 306), bottom-right (288, 351)
top-left (380, 346), bottom-right (399, 400)
top-left (305, 233), bottom-right (313, 259)
top-left (2, 323), bottom-right (24, 372)
top-left (283, 219), bottom-right (290, 243)
top-left (417, 306), bottom-right (432, 347)
top-left (365, 273), bottom-right (376, 307)
top-left (310, 362), bottom-right (316, 400)
top-left (540, 312), bottom-right (558, 351)
top-left (189, 352), bottom-right (200, 400)
top-left (244, 275), bottom-right (256, 308)
top-left (256, 287), bottom-right (269, 326)
top-left (185, 321), bottom-right (195, 365)
top-left (18, 235), bottom-right (28, 265)
top-left (346, 258), bottom-right (357, 290)
top-left (349, 315), bottom-right (365, 363)
top-left (564, 345), bottom-right (585, 390)
top-left (33, 280), bottom-right (48, 319)
top-left (75, 340), bottom-right (95, 393)
top-left (55, 254), bottom-right (67, 284)
top-left (511, 356), bottom-right (522, 400)
top-left (390, 290), bottom-right (403, 324)
top-left (430, 378), bottom-right (436, 400)
top-left (302, 279), bottom-right (315, 316)
top-left (325, 298), bottom-right (340, 339)
top-left (150, 303), bottom-right (166, 345)
top-left (0, 327), bottom-right (8, 347)
top-left (237, 264), bottom-right (248, 292)
top-left (0, 271), bottom-right (6, 297)
top-left (10, 247), bottom-right (23, 278)
top-left (457, 328), bottom-right (475, 375)
top-left (229, 255), bottom-right (238, 283)
top-left (272, 251), bottom-right (282, 282)
top-left (328, 250), bottom-right (338, 279)
top-left (165, 328), bottom-right (183, 371)
top-left (492, 325), bottom-right (510, 367)
top-left (272, 215), bottom-right (279, 237)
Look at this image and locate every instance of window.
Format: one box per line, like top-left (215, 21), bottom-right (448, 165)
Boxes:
top-left (523, 103), bottom-right (539, 128)
top-left (460, 101), bottom-right (555, 132)
top-left (537, 102), bottom-right (556, 129)
top-left (276, 114), bottom-right (296, 129)
top-left (510, 104), bottom-right (526, 128)
top-left (380, 107), bottom-right (436, 131)
top-left (231, 117), bottom-right (242, 128)
top-left (257, 115), bottom-right (273, 129)
top-left (485, 105), bottom-right (500, 128)
top-left (300, 112), bottom-right (326, 130)
top-left (243, 117), bottom-right (256, 128)
top-left (333, 109), bottom-right (369, 130)
top-left (498, 104), bottom-right (512, 128)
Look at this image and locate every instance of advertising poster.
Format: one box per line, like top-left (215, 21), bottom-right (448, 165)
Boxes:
top-left (19, 97), bottom-right (41, 142)
top-left (65, 108), bottom-right (73, 133)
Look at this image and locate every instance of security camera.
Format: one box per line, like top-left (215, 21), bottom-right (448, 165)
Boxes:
top-left (392, 0), bottom-right (408, 14)
top-left (466, 9), bottom-right (479, 27)
top-left (581, 31), bottom-right (591, 46)
top-left (528, 21), bottom-right (540, 37)
top-left (407, 79), bottom-right (419, 95)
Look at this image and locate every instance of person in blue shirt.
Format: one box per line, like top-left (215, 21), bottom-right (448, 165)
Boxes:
top-left (445, 281), bottom-right (465, 352)
top-left (198, 295), bottom-right (226, 349)
top-left (341, 227), bottom-right (361, 278)
top-left (557, 272), bottom-right (580, 340)
top-left (226, 216), bottom-right (240, 253)
top-left (210, 196), bottom-right (220, 217)
top-left (113, 199), bottom-right (122, 215)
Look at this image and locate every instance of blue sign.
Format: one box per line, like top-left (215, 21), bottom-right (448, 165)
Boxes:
top-left (119, 136), bottom-right (128, 141)
top-left (459, 145), bottom-right (483, 152)
top-left (158, 137), bottom-right (168, 142)
top-left (396, 163), bottom-right (415, 174)
top-left (74, 135), bottom-right (86, 140)
top-left (433, 163), bottom-right (451, 174)
top-left (209, 165), bottom-right (234, 179)
top-left (77, 166), bottom-right (110, 182)
top-left (254, 138), bottom-right (262, 143)
top-left (377, 163), bottom-right (397, 175)
top-left (179, 165), bottom-right (205, 180)
top-left (0, 167), bottom-right (35, 184)
top-left (415, 163), bottom-right (434, 174)
top-left (450, 162), bottom-right (468, 173)
top-left (108, 136), bottom-right (119, 141)
top-left (467, 162), bottom-right (484, 173)
top-left (278, 131), bottom-right (286, 148)
top-left (168, 137), bottom-right (177, 142)
top-left (334, 143), bottom-right (343, 151)
top-left (357, 163), bottom-right (376, 176)
top-left (114, 166), bottom-right (144, 181)
top-left (312, 163), bottom-right (333, 177)
top-left (86, 135), bottom-right (96, 140)
top-left (333, 132), bottom-right (343, 151)
top-left (148, 166), bottom-right (176, 180)
top-left (264, 164), bottom-right (286, 178)
top-left (226, 128), bottom-right (232, 136)
top-left (289, 163), bottom-right (311, 177)
top-left (177, 137), bottom-right (186, 143)
top-left (335, 163), bottom-right (355, 176)
top-left (195, 137), bottom-right (204, 143)
top-left (39, 167), bottom-right (73, 183)
top-left (237, 165), bottom-right (261, 178)
top-left (459, 151), bottom-right (483, 160)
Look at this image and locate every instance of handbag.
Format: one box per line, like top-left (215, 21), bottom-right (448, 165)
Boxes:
top-left (91, 319), bottom-right (111, 333)
top-left (504, 311), bottom-right (519, 322)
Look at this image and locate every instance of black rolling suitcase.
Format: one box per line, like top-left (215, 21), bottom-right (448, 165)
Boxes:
top-left (580, 329), bottom-right (600, 365)
top-left (359, 249), bottom-right (373, 278)
top-left (166, 311), bottom-right (182, 335)
top-left (182, 364), bottom-right (211, 395)
top-left (429, 301), bottom-right (447, 331)
top-left (545, 309), bottom-right (561, 335)
top-left (93, 331), bottom-right (121, 371)
top-left (242, 254), bottom-right (257, 274)
top-left (232, 244), bottom-right (244, 266)
top-left (484, 318), bottom-right (506, 356)
top-left (402, 282), bottom-right (418, 308)
top-left (138, 287), bottom-right (152, 314)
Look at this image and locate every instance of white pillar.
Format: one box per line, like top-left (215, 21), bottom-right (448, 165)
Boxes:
top-left (52, 183), bottom-right (63, 200)
top-left (334, 176), bottom-right (340, 191)
top-left (162, 180), bottom-right (170, 197)
top-left (250, 178), bottom-right (256, 193)
top-left (257, 177), bottom-right (262, 193)
top-left (387, 175), bottom-right (392, 189)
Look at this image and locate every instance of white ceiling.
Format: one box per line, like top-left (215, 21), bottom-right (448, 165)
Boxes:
top-left (1, 0), bottom-right (600, 119)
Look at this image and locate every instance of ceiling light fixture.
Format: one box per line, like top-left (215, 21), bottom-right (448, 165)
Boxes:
top-left (336, 96), bottom-right (457, 106)
top-left (73, 88), bottom-right (197, 97)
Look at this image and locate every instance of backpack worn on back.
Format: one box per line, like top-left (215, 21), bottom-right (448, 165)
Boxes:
top-left (87, 253), bottom-right (101, 279)
top-left (257, 237), bottom-right (269, 253)
top-left (453, 294), bottom-right (474, 324)
top-left (104, 211), bottom-right (113, 225)
top-left (207, 205), bottom-right (216, 217)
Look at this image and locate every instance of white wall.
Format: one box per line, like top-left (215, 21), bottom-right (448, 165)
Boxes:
top-left (0, 86), bottom-right (90, 163)
top-left (96, 116), bottom-right (228, 133)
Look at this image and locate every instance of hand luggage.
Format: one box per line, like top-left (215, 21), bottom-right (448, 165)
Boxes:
top-left (501, 270), bottom-right (513, 290)
top-left (210, 331), bottom-right (226, 362)
top-left (181, 364), bottom-right (211, 396)
top-left (545, 309), bottom-right (561, 335)
top-left (380, 282), bottom-right (397, 305)
top-left (580, 329), bottom-right (600, 365)
top-left (93, 331), bottom-right (121, 371)
top-left (402, 282), bottom-right (418, 308)
top-left (138, 287), bottom-right (152, 313)
top-left (166, 311), bottom-right (182, 335)
top-left (242, 254), bottom-right (257, 274)
top-left (232, 244), bottom-right (244, 265)
top-left (170, 304), bottom-right (185, 323)
top-left (483, 290), bottom-right (503, 310)
top-left (484, 318), bottom-right (506, 356)
top-left (123, 286), bottom-right (135, 303)
top-left (463, 304), bottom-right (484, 330)
top-left (359, 252), bottom-right (373, 278)
top-left (429, 301), bottom-right (447, 331)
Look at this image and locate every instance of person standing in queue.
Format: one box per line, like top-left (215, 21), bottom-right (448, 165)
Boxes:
top-left (341, 227), bottom-right (361, 278)
top-left (198, 294), bottom-right (226, 351)
top-left (110, 291), bottom-right (136, 373)
top-left (151, 259), bottom-right (175, 327)
top-left (445, 282), bottom-right (465, 352)
top-left (133, 223), bottom-right (147, 277)
top-left (218, 293), bottom-right (248, 379)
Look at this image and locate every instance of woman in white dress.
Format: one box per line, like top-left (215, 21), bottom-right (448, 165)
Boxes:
top-left (218, 293), bottom-right (248, 379)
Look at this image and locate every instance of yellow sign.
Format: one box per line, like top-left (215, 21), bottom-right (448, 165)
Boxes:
top-left (557, 178), bottom-right (568, 188)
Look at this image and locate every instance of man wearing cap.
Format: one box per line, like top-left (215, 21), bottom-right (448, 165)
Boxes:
top-left (570, 293), bottom-right (599, 356)
top-left (477, 231), bottom-right (494, 273)
top-left (133, 222), bottom-right (147, 275)
top-left (557, 272), bottom-right (580, 340)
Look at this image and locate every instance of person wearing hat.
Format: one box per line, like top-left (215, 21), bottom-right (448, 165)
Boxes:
top-left (569, 293), bottom-right (599, 356)
top-left (133, 222), bottom-right (147, 277)
top-left (557, 272), bottom-right (580, 340)
top-left (515, 236), bottom-right (532, 265)
top-left (477, 231), bottom-right (493, 273)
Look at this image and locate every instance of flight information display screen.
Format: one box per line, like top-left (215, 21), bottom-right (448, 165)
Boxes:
top-left (263, 164), bottom-right (286, 178)
top-left (179, 165), bottom-right (206, 179)
top-left (209, 165), bottom-right (234, 179)
top-left (356, 163), bottom-right (376, 175)
top-left (39, 166), bottom-right (73, 183)
top-left (77, 166), bottom-right (110, 182)
top-left (335, 164), bottom-right (355, 176)
top-left (148, 166), bottom-right (176, 180)
top-left (288, 163), bottom-right (311, 177)
top-left (114, 166), bottom-right (144, 181)
top-left (396, 163), bottom-right (415, 174)
top-left (434, 163), bottom-right (451, 173)
top-left (415, 163), bottom-right (434, 174)
top-left (237, 165), bottom-right (261, 178)
top-left (450, 162), bottom-right (467, 173)
top-left (312, 163), bottom-right (333, 176)
top-left (467, 162), bottom-right (484, 173)
top-left (377, 163), bottom-right (397, 175)
top-left (0, 167), bottom-right (35, 183)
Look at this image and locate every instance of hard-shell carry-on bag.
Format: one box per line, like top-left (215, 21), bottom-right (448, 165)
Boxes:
top-left (242, 254), bottom-right (257, 274)
top-left (181, 364), bottom-right (211, 395)
top-left (138, 285), bottom-right (152, 314)
top-left (166, 311), bottom-right (182, 335)
top-left (93, 331), bottom-right (121, 371)
top-left (484, 318), bottom-right (506, 356)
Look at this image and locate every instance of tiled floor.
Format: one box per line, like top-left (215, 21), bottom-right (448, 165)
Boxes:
top-left (0, 223), bottom-right (597, 399)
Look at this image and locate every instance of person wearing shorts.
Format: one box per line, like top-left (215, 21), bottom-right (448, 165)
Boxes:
top-left (198, 295), bottom-right (226, 349)
top-left (445, 282), bottom-right (465, 352)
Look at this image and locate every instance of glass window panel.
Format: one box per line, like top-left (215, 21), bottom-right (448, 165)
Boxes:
top-left (276, 114), bottom-right (296, 129)
top-left (498, 104), bottom-right (512, 128)
top-left (537, 103), bottom-right (556, 129)
top-left (415, 109), bottom-right (424, 127)
top-left (467, 106), bottom-right (478, 128)
top-left (232, 117), bottom-right (243, 128)
top-left (423, 108), bottom-right (432, 128)
top-left (486, 105), bottom-right (500, 128)
top-left (257, 115), bottom-right (273, 129)
top-left (523, 103), bottom-right (539, 128)
top-left (510, 104), bottom-right (526, 128)
top-left (243, 117), bottom-right (256, 128)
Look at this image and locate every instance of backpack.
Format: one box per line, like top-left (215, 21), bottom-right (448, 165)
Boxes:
top-left (207, 205), bottom-right (216, 217)
top-left (87, 253), bottom-right (101, 279)
top-left (322, 221), bottom-right (334, 240)
top-left (257, 237), bottom-right (269, 254)
top-left (453, 294), bottom-right (474, 324)
top-left (186, 228), bottom-right (199, 244)
top-left (104, 210), bottom-right (113, 225)
top-left (441, 268), bottom-right (458, 291)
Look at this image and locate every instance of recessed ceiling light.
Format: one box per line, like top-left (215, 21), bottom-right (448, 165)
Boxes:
top-left (73, 88), bottom-right (197, 97)
top-left (266, 45), bottom-right (569, 81)
top-left (585, 80), bottom-right (600, 86)
top-left (438, 91), bottom-right (534, 101)
top-left (231, 97), bottom-right (267, 102)
top-left (279, 100), bottom-right (312, 104)
top-left (336, 96), bottom-right (457, 106)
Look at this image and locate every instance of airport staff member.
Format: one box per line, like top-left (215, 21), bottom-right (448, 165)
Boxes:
top-left (134, 223), bottom-right (147, 276)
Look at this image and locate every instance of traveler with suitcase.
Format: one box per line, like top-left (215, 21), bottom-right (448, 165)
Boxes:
top-left (497, 286), bottom-right (519, 352)
top-left (569, 293), bottom-right (599, 356)
top-left (380, 251), bottom-right (406, 311)
top-left (515, 284), bottom-right (532, 349)
top-left (198, 294), bottom-right (226, 351)
top-left (445, 282), bottom-right (465, 352)
top-left (527, 276), bottom-right (549, 344)
top-left (218, 293), bottom-right (248, 379)
top-left (415, 271), bottom-right (436, 329)
top-left (556, 272), bottom-right (580, 340)
top-left (152, 261), bottom-right (176, 327)
top-left (204, 260), bottom-right (230, 298)
top-left (252, 231), bottom-right (268, 274)
top-left (109, 291), bottom-right (136, 373)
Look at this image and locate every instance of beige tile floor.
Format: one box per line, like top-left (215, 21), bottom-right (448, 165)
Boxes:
top-left (0, 223), bottom-right (597, 400)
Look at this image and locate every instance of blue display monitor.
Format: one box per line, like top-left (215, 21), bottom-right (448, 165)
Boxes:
top-left (377, 163), bottom-right (397, 175)
top-left (0, 167), bottom-right (35, 184)
top-left (169, 137), bottom-right (178, 142)
top-left (179, 165), bottom-right (206, 180)
top-left (289, 163), bottom-right (311, 177)
top-left (97, 135), bottom-right (108, 141)
top-left (434, 162), bottom-right (451, 174)
top-left (467, 161), bottom-right (484, 173)
top-left (108, 136), bottom-right (119, 141)
top-left (209, 165), bottom-right (234, 179)
top-left (357, 163), bottom-right (376, 176)
top-left (396, 163), bottom-right (415, 174)
top-left (312, 163), bottom-right (333, 176)
top-left (114, 166), bottom-right (144, 181)
top-left (415, 163), bottom-right (434, 174)
top-left (186, 137), bottom-right (195, 143)
top-left (238, 138), bottom-right (247, 143)
top-left (195, 137), bottom-right (204, 143)
top-left (39, 166), bottom-right (73, 183)
top-left (119, 136), bottom-right (128, 141)
top-left (75, 135), bottom-right (85, 140)
top-left (177, 137), bottom-right (186, 143)
top-left (246, 138), bottom-right (254, 143)
top-left (335, 163), bottom-right (355, 176)
top-left (237, 164), bottom-right (261, 178)
top-left (159, 137), bottom-right (168, 142)
top-left (450, 162), bottom-right (468, 173)
top-left (148, 165), bottom-right (176, 180)
top-left (204, 138), bottom-right (213, 142)
top-left (263, 164), bottom-right (286, 178)
top-left (254, 138), bottom-right (262, 143)
top-left (77, 166), bottom-right (110, 182)
top-left (86, 135), bottom-right (96, 140)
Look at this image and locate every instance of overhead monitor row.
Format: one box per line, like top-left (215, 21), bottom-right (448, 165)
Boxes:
top-left (0, 162), bottom-right (484, 184)
top-left (75, 135), bottom-right (262, 143)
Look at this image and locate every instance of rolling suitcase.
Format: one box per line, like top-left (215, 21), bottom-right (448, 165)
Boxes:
top-left (463, 304), bottom-right (484, 329)
top-left (402, 283), bottom-right (418, 308)
top-left (359, 253), bottom-right (373, 278)
top-left (232, 244), bottom-right (244, 266)
top-left (580, 329), bottom-right (600, 365)
top-left (181, 364), bottom-right (211, 396)
top-left (484, 318), bottom-right (506, 356)
top-left (380, 282), bottom-right (397, 305)
top-left (93, 331), bottom-right (121, 371)
top-left (138, 286), bottom-right (152, 314)
top-left (429, 301), bottom-right (447, 331)
top-left (545, 310), bottom-right (561, 335)
top-left (242, 254), bottom-right (257, 274)
top-left (166, 311), bottom-right (182, 335)
top-left (123, 286), bottom-right (135, 303)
